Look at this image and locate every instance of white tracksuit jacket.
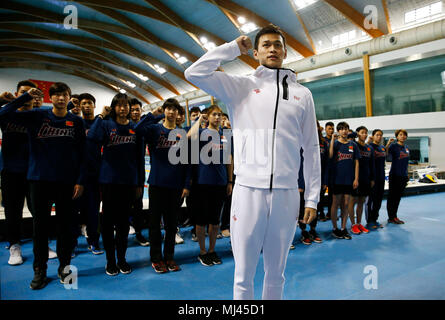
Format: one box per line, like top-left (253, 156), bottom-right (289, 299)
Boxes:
top-left (185, 40), bottom-right (321, 208)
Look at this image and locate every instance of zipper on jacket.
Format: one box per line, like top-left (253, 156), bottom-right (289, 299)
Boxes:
top-left (270, 70), bottom-right (280, 191)
top-left (282, 75), bottom-right (289, 100)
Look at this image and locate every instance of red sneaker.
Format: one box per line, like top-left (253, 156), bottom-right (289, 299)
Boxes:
top-left (357, 224), bottom-right (369, 234)
top-left (394, 218), bottom-right (405, 224)
top-left (351, 224), bottom-right (361, 234)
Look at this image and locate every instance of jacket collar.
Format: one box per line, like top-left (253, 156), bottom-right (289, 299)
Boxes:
top-left (252, 65), bottom-right (297, 82)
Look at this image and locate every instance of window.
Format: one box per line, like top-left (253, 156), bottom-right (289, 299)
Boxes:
top-left (372, 54), bottom-right (445, 116)
top-left (304, 72), bottom-right (366, 120)
top-left (404, 1), bottom-right (443, 24)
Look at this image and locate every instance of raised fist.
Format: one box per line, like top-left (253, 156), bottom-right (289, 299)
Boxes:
top-left (0, 92), bottom-right (15, 102)
top-left (236, 36), bottom-right (253, 55)
top-left (101, 106), bottom-right (112, 117)
top-left (27, 88), bottom-right (44, 99)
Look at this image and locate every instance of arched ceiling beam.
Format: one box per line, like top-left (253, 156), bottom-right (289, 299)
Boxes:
top-left (0, 38), bottom-right (180, 96)
top-left (0, 53), bottom-right (150, 104)
top-left (323, 0), bottom-right (386, 38)
top-left (76, 3), bottom-right (199, 64)
top-left (0, 5), bottom-right (194, 90)
top-left (381, 0), bottom-right (392, 34)
top-left (142, 0), bottom-right (258, 69)
top-left (288, 0), bottom-right (317, 54)
top-left (206, 0), bottom-right (315, 57)
top-left (0, 59), bottom-right (119, 94)
top-left (0, 44), bottom-right (164, 100)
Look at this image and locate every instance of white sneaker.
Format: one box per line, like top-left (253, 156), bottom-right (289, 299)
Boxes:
top-left (175, 232), bottom-right (184, 244)
top-left (8, 244), bottom-right (23, 265)
top-left (48, 247), bottom-right (57, 259)
top-left (129, 226), bottom-right (136, 235)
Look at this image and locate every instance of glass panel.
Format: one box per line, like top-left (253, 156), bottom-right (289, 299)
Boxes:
top-left (372, 54), bottom-right (445, 116)
top-left (304, 72), bottom-right (366, 120)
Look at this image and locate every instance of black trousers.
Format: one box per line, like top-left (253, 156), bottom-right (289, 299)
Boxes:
top-left (80, 182), bottom-right (101, 245)
top-left (387, 175), bottom-right (408, 220)
top-left (29, 181), bottom-right (75, 271)
top-left (367, 180), bottom-right (385, 223)
top-left (298, 191), bottom-right (318, 230)
top-left (1, 170), bottom-right (31, 247)
top-left (100, 184), bottom-right (137, 264)
top-left (130, 193), bottom-right (146, 233)
top-left (148, 185), bottom-right (182, 262)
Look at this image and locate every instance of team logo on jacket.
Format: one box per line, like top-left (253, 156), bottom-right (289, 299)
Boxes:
top-left (399, 150), bottom-right (409, 159)
top-left (253, 89), bottom-right (261, 94)
top-left (337, 152), bottom-right (353, 161)
top-left (294, 96), bottom-right (300, 101)
top-left (156, 134), bottom-right (180, 149)
top-left (107, 132), bottom-right (136, 146)
top-left (129, 129), bottom-right (135, 135)
top-left (37, 123), bottom-right (75, 139)
top-left (4, 122), bottom-right (27, 134)
top-left (348, 145), bottom-right (354, 152)
top-left (66, 121), bottom-right (74, 127)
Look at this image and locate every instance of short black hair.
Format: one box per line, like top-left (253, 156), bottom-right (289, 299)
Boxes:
top-left (162, 98), bottom-right (181, 112)
top-left (110, 93), bottom-right (130, 120)
top-left (71, 94), bottom-right (79, 99)
top-left (372, 129), bottom-right (383, 136)
top-left (78, 93), bottom-right (96, 104)
top-left (49, 82), bottom-right (71, 97)
top-left (337, 121), bottom-right (349, 131)
top-left (130, 98), bottom-right (142, 107)
top-left (16, 80), bottom-right (37, 92)
top-left (254, 24), bottom-right (286, 51)
top-left (222, 113), bottom-right (229, 118)
top-left (177, 105), bottom-right (185, 116)
top-left (189, 106), bottom-right (201, 114)
top-left (356, 126), bottom-right (368, 133)
top-left (325, 121), bottom-right (334, 128)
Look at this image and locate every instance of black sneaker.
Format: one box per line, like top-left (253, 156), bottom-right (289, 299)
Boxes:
top-left (135, 233), bottom-right (150, 246)
top-left (105, 263), bottom-right (119, 276)
top-left (342, 229), bottom-right (352, 240)
top-left (58, 266), bottom-right (73, 284)
top-left (332, 228), bottom-right (344, 239)
top-left (30, 268), bottom-right (48, 290)
top-left (117, 261), bottom-right (132, 274)
top-left (208, 252), bottom-right (222, 265)
top-left (198, 253), bottom-right (214, 266)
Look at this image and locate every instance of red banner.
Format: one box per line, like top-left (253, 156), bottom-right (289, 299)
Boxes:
top-left (29, 79), bottom-right (55, 104)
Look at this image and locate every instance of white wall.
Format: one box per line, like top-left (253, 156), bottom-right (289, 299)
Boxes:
top-left (320, 111), bottom-right (445, 171)
top-left (0, 68), bottom-right (116, 115)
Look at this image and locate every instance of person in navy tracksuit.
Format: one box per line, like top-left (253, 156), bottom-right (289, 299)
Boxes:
top-left (297, 122), bottom-right (327, 246)
top-left (0, 83), bottom-right (86, 290)
top-left (75, 93), bottom-right (103, 255)
top-left (135, 98), bottom-right (191, 274)
top-left (329, 122), bottom-right (360, 240)
top-left (367, 129), bottom-right (387, 229)
top-left (87, 93), bottom-right (162, 276)
top-left (0, 80), bottom-right (37, 266)
top-left (128, 98), bottom-right (150, 247)
top-left (187, 105), bottom-right (233, 266)
top-left (349, 126), bottom-right (375, 235)
top-left (386, 129), bottom-right (410, 224)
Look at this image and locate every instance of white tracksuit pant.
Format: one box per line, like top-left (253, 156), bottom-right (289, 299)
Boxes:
top-left (230, 183), bottom-right (299, 300)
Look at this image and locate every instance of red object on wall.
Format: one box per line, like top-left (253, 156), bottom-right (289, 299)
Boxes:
top-left (29, 79), bottom-right (55, 104)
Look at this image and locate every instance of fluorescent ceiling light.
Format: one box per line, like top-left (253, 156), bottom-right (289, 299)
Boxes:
top-left (240, 22), bottom-right (258, 33)
top-left (293, 0), bottom-right (318, 10)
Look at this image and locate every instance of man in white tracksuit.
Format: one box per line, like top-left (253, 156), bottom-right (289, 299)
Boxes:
top-left (185, 25), bottom-right (321, 300)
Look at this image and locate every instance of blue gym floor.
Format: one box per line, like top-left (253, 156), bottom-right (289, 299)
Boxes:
top-left (1, 192), bottom-right (445, 300)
